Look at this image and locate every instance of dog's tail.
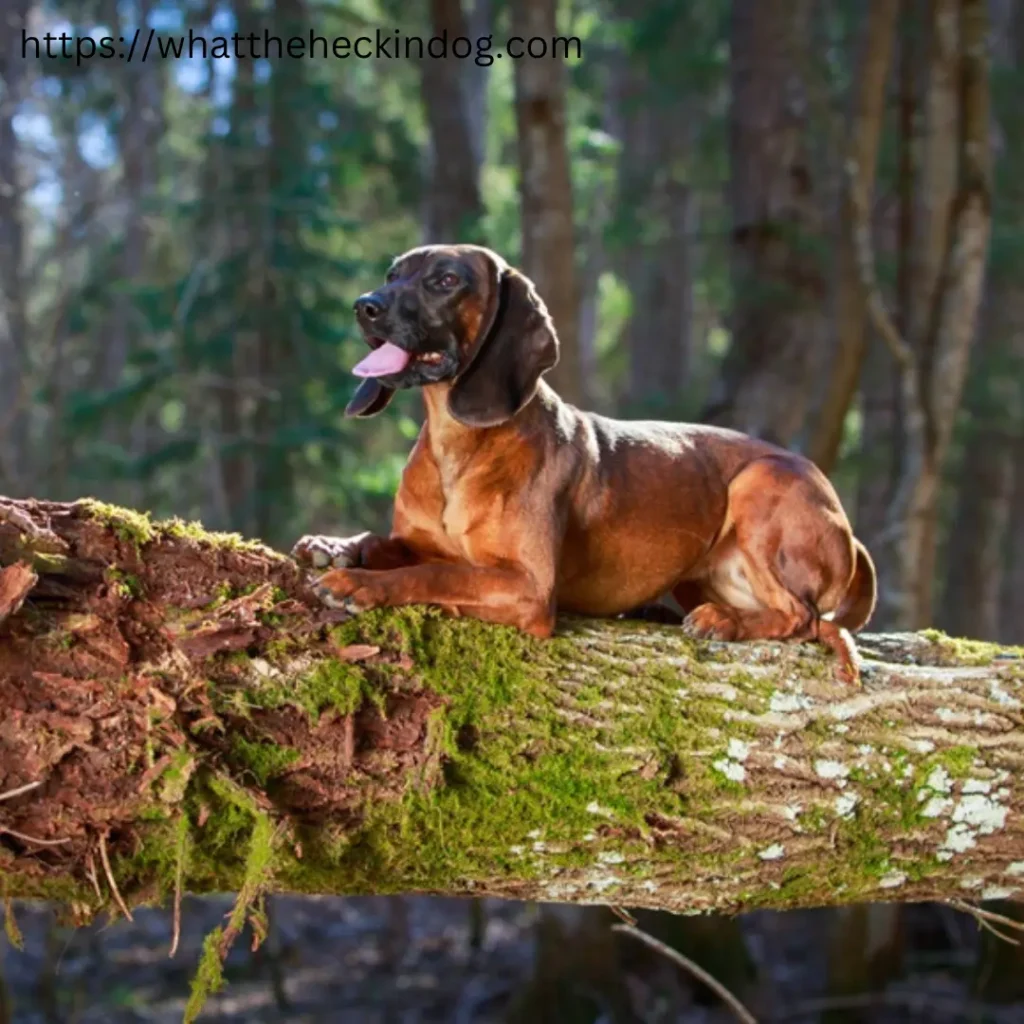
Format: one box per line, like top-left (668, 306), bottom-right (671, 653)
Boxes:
top-left (833, 538), bottom-right (877, 632)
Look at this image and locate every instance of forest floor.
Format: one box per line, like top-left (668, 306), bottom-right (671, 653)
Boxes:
top-left (2, 895), bottom-right (1024, 1023)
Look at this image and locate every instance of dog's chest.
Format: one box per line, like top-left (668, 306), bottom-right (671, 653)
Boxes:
top-left (436, 460), bottom-right (487, 549)
top-left (397, 441), bottom-right (487, 557)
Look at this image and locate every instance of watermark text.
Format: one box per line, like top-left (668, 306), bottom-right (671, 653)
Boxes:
top-left (21, 27), bottom-right (583, 67)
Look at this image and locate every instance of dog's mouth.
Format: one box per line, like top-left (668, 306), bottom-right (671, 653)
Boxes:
top-left (352, 336), bottom-right (444, 378)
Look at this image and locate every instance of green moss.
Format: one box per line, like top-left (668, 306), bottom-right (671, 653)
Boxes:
top-left (933, 744), bottom-right (980, 778)
top-left (185, 774), bottom-right (265, 889)
top-left (3, 898), bottom-right (23, 950)
top-left (183, 810), bottom-right (278, 1023)
top-left (263, 609), bottom-right (763, 896)
top-left (184, 928), bottom-right (228, 1024)
top-left (239, 656), bottom-right (370, 721)
top-left (161, 516), bottom-right (274, 555)
top-left (331, 606), bottom-right (536, 730)
top-left (157, 751), bottom-right (198, 804)
top-left (78, 499), bottom-right (280, 558)
top-left (918, 628), bottom-right (1023, 666)
top-left (202, 581), bottom-right (236, 611)
top-left (105, 567), bottom-right (144, 600)
top-left (42, 629), bottom-right (75, 651)
top-left (78, 498), bottom-right (156, 547)
top-left (26, 550), bottom-right (71, 574)
top-left (229, 737), bottom-right (301, 787)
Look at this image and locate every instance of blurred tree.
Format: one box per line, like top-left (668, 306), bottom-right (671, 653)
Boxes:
top-left (702, 0), bottom-right (826, 447)
top-left (612, 44), bottom-right (698, 415)
top-left (808, 0), bottom-right (899, 474)
top-left (510, 0), bottom-right (583, 405)
top-left (0, 0), bottom-right (32, 497)
top-left (854, 0), bottom-right (918, 551)
top-left (1004, 449), bottom-right (1024, 642)
top-left (867, 0), bottom-right (993, 629)
top-left (941, 0), bottom-right (1024, 642)
top-left (420, 0), bottom-right (486, 242)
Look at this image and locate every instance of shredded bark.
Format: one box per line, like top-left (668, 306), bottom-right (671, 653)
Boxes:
top-left (0, 563), bottom-right (36, 625)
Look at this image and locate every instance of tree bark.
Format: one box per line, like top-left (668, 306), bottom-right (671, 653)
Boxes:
top-left (510, 0), bottom-right (582, 406)
top-left (808, 0), bottom-right (900, 474)
top-left (703, 0), bottom-right (826, 448)
top-left (2, 496), bottom-right (1024, 929)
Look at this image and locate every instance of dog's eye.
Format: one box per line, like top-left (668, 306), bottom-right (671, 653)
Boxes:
top-left (439, 272), bottom-right (459, 289)
top-left (385, 269), bottom-right (399, 284)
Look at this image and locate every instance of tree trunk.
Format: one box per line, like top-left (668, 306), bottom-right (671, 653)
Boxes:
top-left (250, 0), bottom-right (307, 548)
top-left (2, 495), bottom-right (1024, 926)
top-left (873, 0), bottom-right (992, 631)
top-left (940, 429), bottom-right (1015, 640)
top-left (464, 0), bottom-right (492, 176)
top-left (808, 0), bottom-right (900, 474)
top-left (510, 0), bottom-right (582, 406)
top-left (855, 339), bottom-right (901, 545)
top-left (939, 291), bottom-right (1021, 642)
top-left (856, 0), bottom-right (916, 624)
top-left (211, 0), bottom-right (262, 538)
top-left (99, 0), bottom-right (163, 513)
top-left (1002, 439), bottom-right (1024, 645)
top-left (614, 60), bottom-right (698, 416)
top-left (420, 0), bottom-right (486, 243)
top-left (703, 0), bottom-right (826, 448)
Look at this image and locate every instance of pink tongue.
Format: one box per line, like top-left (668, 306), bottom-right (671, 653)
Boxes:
top-left (352, 342), bottom-right (411, 378)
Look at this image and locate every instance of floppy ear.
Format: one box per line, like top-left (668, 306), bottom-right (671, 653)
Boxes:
top-left (447, 268), bottom-right (560, 427)
top-left (345, 378), bottom-right (395, 418)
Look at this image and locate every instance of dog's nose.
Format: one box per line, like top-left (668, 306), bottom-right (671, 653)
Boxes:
top-left (354, 293), bottom-right (385, 321)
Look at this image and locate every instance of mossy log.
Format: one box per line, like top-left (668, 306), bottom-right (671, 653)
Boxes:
top-left (2, 495), bottom-right (1024, 926)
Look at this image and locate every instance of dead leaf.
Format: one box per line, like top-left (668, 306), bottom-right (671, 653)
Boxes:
top-left (335, 643), bottom-right (381, 662)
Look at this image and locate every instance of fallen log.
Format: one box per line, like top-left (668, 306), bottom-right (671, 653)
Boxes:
top-left (2, 495), bottom-right (1023, 930)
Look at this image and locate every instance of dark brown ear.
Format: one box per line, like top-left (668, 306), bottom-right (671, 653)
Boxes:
top-left (447, 268), bottom-right (559, 427)
top-left (345, 378), bottom-right (395, 418)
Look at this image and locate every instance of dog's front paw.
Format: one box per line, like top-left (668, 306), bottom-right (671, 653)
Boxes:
top-left (314, 568), bottom-right (376, 616)
top-left (291, 532), bottom-right (372, 570)
top-left (681, 603), bottom-right (738, 641)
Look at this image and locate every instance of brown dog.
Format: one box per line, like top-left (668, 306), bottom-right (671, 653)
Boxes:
top-left (293, 245), bottom-right (876, 684)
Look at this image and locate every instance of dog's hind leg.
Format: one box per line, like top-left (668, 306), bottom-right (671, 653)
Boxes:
top-left (680, 455), bottom-right (862, 684)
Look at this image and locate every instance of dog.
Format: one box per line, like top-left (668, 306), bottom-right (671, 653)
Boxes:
top-left (292, 245), bottom-right (876, 684)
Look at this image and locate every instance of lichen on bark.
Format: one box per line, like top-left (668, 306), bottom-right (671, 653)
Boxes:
top-left (2, 495), bottom-right (1024, 932)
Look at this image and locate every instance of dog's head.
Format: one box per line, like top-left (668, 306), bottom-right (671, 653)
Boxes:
top-left (345, 244), bottom-right (559, 427)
